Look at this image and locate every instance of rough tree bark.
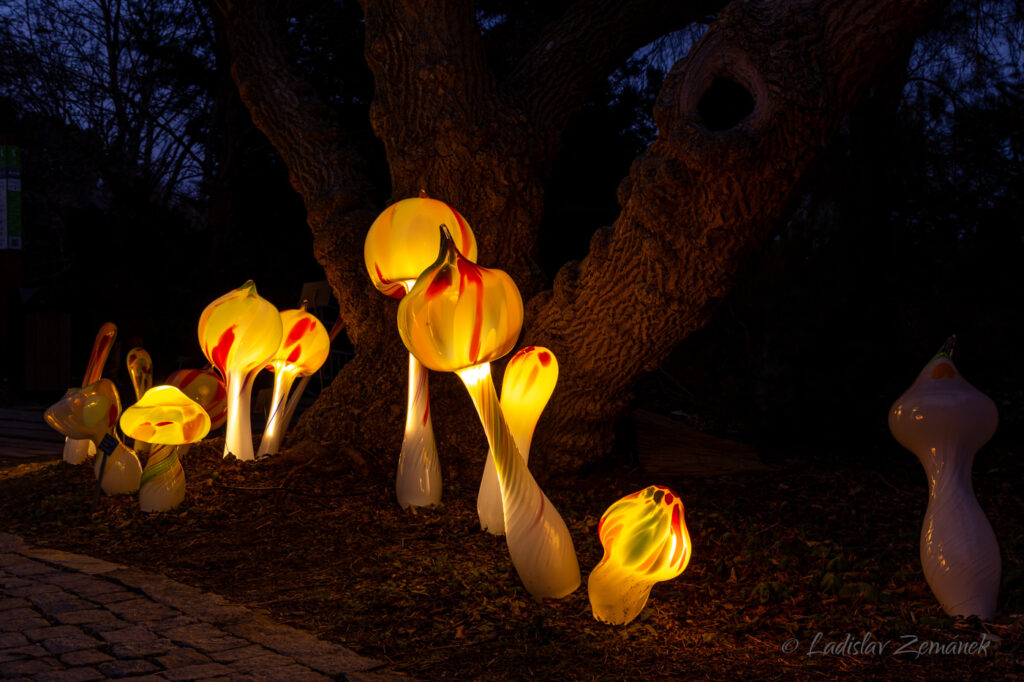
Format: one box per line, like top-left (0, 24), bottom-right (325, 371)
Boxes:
top-left (217, 0), bottom-right (943, 483)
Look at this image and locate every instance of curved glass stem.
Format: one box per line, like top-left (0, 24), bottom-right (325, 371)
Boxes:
top-left (457, 364), bottom-right (580, 599)
top-left (224, 370), bottom-right (257, 461)
top-left (396, 352), bottom-right (441, 507)
top-left (258, 367), bottom-right (299, 458)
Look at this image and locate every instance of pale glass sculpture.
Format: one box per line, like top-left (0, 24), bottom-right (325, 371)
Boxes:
top-left (478, 346), bottom-right (559, 535)
top-left (257, 306), bottom-right (330, 457)
top-left (125, 347), bottom-right (153, 454)
top-left (398, 226), bottom-right (580, 599)
top-left (63, 322), bottom-right (117, 464)
top-left (121, 385), bottom-right (211, 512)
top-left (364, 191), bottom-right (478, 508)
top-left (166, 368), bottom-right (228, 431)
top-left (889, 337), bottom-right (1000, 619)
top-left (588, 485), bottom-right (692, 625)
top-left (198, 280), bottom-right (282, 461)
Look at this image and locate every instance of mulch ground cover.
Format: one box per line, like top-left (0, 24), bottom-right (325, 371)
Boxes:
top-left (1, 437), bottom-right (1021, 680)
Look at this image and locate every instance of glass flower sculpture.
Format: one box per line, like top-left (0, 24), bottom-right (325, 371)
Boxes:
top-left (64, 322), bottom-right (117, 465)
top-left (588, 485), bottom-right (692, 625)
top-left (125, 347), bottom-right (153, 453)
top-left (889, 336), bottom-right (1000, 619)
top-left (121, 386), bottom-right (211, 512)
top-left (166, 369), bottom-right (228, 431)
top-left (45, 379), bottom-right (142, 497)
top-left (364, 191), bottom-right (478, 508)
top-left (198, 280), bottom-right (282, 461)
top-left (257, 306), bottom-right (330, 457)
top-left (477, 346), bottom-right (559, 535)
top-left (398, 226), bottom-right (580, 599)
top-left (282, 316), bottom-right (345, 429)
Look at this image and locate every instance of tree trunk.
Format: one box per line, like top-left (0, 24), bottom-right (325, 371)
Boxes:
top-left (218, 0), bottom-right (942, 484)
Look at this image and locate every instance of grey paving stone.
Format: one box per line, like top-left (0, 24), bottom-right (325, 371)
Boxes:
top-left (5, 582), bottom-right (62, 598)
top-left (1, 608), bottom-right (45, 622)
top-left (206, 644), bottom-right (269, 663)
top-left (99, 626), bottom-right (158, 645)
top-left (228, 652), bottom-right (297, 672)
top-left (39, 573), bottom-right (120, 597)
top-left (0, 597), bottom-right (32, 611)
top-left (33, 667), bottom-right (106, 682)
top-left (0, 631), bottom-right (30, 648)
top-left (0, 576), bottom-right (34, 589)
top-left (143, 615), bottom-right (198, 631)
top-left (86, 589), bottom-right (140, 604)
top-left (24, 626), bottom-right (88, 643)
top-left (158, 624), bottom-right (248, 652)
top-left (152, 648), bottom-right (212, 668)
top-left (159, 662), bottom-right (236, 680)
top-left (108, 639), bottom-right (177, 659)
top-left (17, 549), bottom-right (118, 576)
top-left (1, 559), bottom-right (57, 578)
top-left (0, 532), bottom-right (26, 551)
top-left (3, 644), bottom-right (51, 658)
top-left (0, 657), bottom-right (60, 676)
top-left (345, 671), bottom-right (411, 681)
top-left (59, 649), bottom-right (114, 666)
top-left (29, 592), bottom-right (96, 616)
top-left (229, 619), bottom-right (383, 674)
top-left (96, 658), bottom-right (160, 678)
top-left (105, 599), bottom-right (179, 624)
top-left (0, 618), bottom-right (50, 633)
top-left (52, 608), bottom-right (128, 630)
top-left (244, 664), bottom-right (330, 682)
top-left (40, 634), bottom-right (103, 655)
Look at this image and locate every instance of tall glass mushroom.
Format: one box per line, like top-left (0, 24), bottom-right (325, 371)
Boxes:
top-left (198, 280), bottom-right (282, 461)
top-left (398, 226), bottom-right (580, 599)
top-left (364, 191), bottom-right (478, 508)
top-left (477, 346), bottom-right (559, 535)
top-left (257, 306), bottom-right (330, 457)
top-left (588, 485), bottom-right (692, 625)
top-left (64, 322), bottom-right (117, 464)
top-left (121, 385), bottom-right (211, 512)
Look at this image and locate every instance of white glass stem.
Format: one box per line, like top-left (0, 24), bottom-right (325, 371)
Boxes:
top-left (457, 364), bottom-right (579, 599)
top-left (224, 371), bottom-right (257, 461)
top-left (258, 368), bottom-right (299, 458)
top-left (63, 437), bottom-right (95, 465)
top-left (396, 353), bottom-right (441, 508)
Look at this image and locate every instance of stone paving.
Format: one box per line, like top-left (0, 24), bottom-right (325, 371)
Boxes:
top-left (0, 533), bottom-right (402, 681)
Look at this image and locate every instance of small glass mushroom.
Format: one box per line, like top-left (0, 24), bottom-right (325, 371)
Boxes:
top-left (64, 322), bottom-right (117, 465)
top-left (45, 379), bottom-right (142, 498)
top-left (165, 368), bottom-right (228, 431)
top-left (125, 347), bottom-right (153, 453)
top-left (588, 485), bottom-right (692, 625)
top-left (257, 306), bottom-right (330, 458)
top-left (477, 346), bottom-right (559, 535)
top-left (198, 280), bottom-right (282, 461)
top-left (398, 226), bottom-right (580, 599)
top-left (365, 191), bottom-right (478, 509)
top-left (121, 385), bottom-right (212, 512)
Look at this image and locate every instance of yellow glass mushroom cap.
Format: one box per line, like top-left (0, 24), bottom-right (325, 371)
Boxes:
top-left (365, 192), bottom-right (478, 299)
top-left (589, 485), bottom-right (692, 625)
top-left (398, 226), bottom-right (523, 372)
top-left (44, 379), bottom-right (122, 444)
top-left (271, 308), bottom-right (331, 376)
top-left (198, 280), bottom-right (283, 377)
top-left (120, 386), bottom-right (212, 445)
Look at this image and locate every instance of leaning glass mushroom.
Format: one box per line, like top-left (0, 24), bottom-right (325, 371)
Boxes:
top-left (120, 386), bottom-right (211, 512)
top-left (64, 322), bottom-right (117, 465)
top-left (398, 226), bottom-right (580, 599)
top-left (44, 378), bottom-right (142, 499)
top-left (125, 347), bottom-right (153, 454)
top-left (257, 306), bottom-right (330, 458)
top-left (365, 191), bottom-right (478, 508)
top-left (198, 280), bottom-right (282, 461)
top-left (588, 485), bottom-right (692, 625)
top-left (477, 346), bottom-right (559, 535)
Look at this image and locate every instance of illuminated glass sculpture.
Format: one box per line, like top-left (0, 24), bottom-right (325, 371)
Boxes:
top-left (45, 379), bottom-right (142, 497)
top-left (588, 485), bottom-right (692, 625)
top-left (166, 369), bottom-right (228, 431)
top-left (198, 280), bottom-right (282, 461)
top-left (282, 316), bottom-right (345, 429)
top-left (121, 386), bottom-right (211, 512)
top-left (365, 191), bottom-right (478, 509)
top-left (398, 226), bottom-right (580, 599)
top-left (64, 322), bottom-right (117, 465)
top-left (257, 306), bottom-right (330, 457)
top-left (478, 346), bottom-right (559, 535)
top-left (889, 336), bottom-right (1000, 619)
top-left (125, 347), bottom-right (153, 453)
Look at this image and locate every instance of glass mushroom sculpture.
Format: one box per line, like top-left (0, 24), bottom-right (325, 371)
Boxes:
top-left (398, 226), bottom-right (580, 599)
top-left (64, 322), bottom-right (117, 464)
top-left (121, 386), bottom-right (211, 512)
top-left (478, 346), bottom-right (559, 535)
top-left (198, 280), bottom-right (282, 461)
top-left (166, 369), bottom-right (228, 432)
top-left (889, 336), bottom-right (1000, 619)
top-left (588, 485), bottom-right (692, 625)
top-left (365, 192), bottom-right (478, 508)
top-left (126, 347), bottom-right (153, 453)
top-left (257, 306), bottom-right (330, 458)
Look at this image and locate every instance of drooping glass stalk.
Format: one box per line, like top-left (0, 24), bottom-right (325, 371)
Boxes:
top-left (364, 191), bottom-right (477, 508)
top-left (125, 347), bottom-right (153, 454)
top-left (478, 346), bottom-right (559, 535)
top-left (398, 226), bottom-right (580, 599)
top-left (120, 385), bottom-right (211, 512)
top-left (64, 322), bottom-right (117, 464)
top-left (458, 363), bottom-right (581, 599)
top-left (281, 316), bottom-right (345, 429)
top-left (257, 306), bottom-right (330, 458)
top-left (198, 280), bottom-right (282, 461)
top-left (588, 485), bottom-right (692, 625)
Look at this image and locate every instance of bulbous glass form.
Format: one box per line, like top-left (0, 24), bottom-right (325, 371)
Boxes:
top-left (45, 379), bottom-right (122, 444)
top-left (398, 226), bottom-right (523, 372)
top-left (126, 347), bottom-right (153, 402)
top-left (165, 369), bottom-right (228, 431)
top-left (364, 192), bottom-right (478, 298)
top-left (198, 280), bottom-right (283, 379)
top-left (589, 485), bottom-right (692, 625)
top-left (120, 386), bottom-right (211, 445)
